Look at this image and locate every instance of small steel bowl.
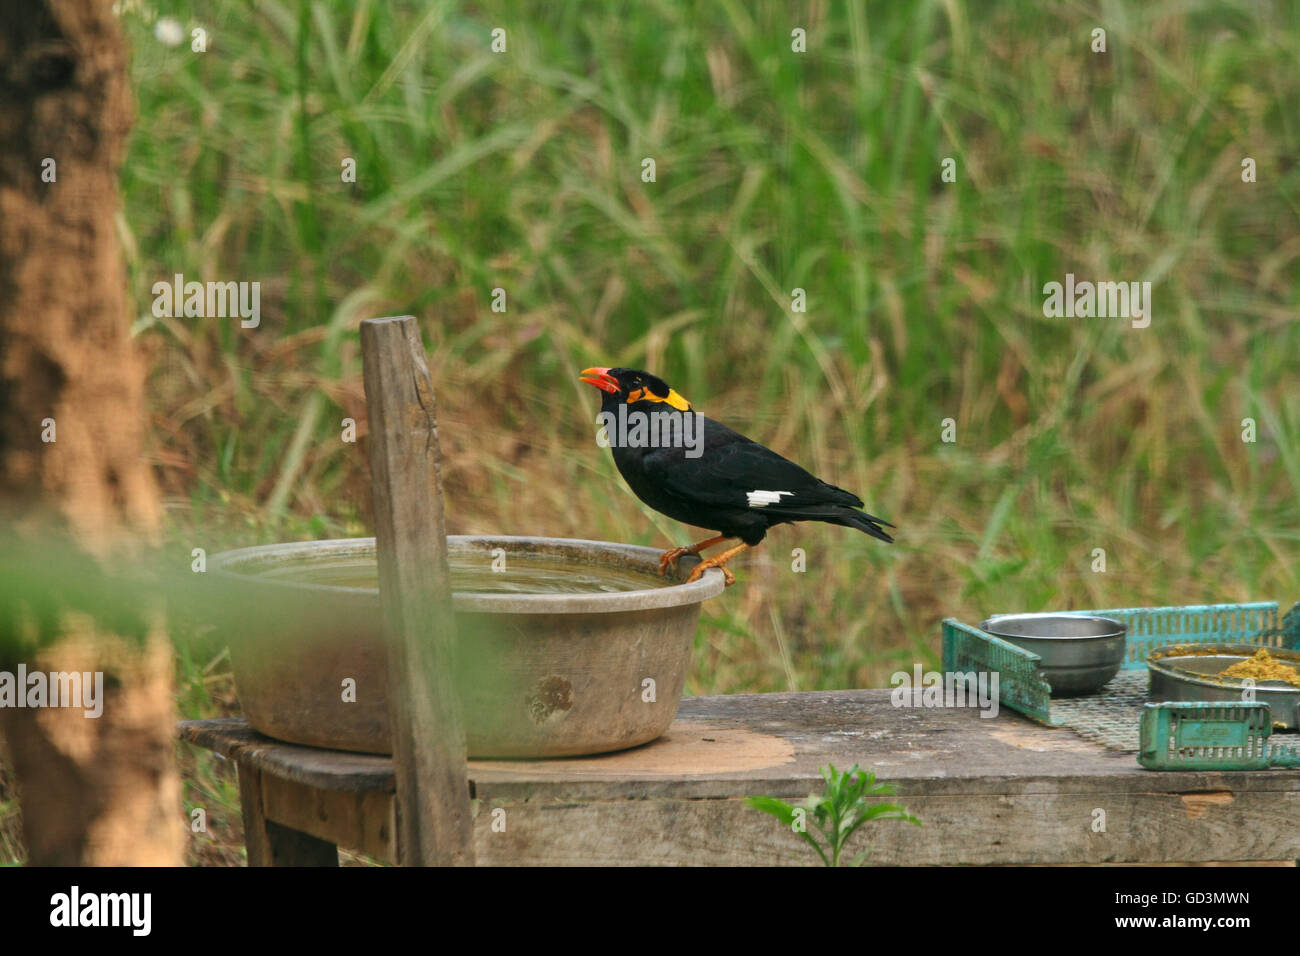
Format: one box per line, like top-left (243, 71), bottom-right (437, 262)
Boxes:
top-left (979, 613), bottom-right (1128, 697)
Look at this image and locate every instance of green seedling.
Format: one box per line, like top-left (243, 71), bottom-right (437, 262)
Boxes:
top-left (747, 763), bottom-right (921, 867)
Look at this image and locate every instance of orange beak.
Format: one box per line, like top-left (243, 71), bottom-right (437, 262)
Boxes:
top-left (579, 366), bottom-right (620, 394)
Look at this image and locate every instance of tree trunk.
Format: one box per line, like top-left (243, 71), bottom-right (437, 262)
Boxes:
top-left (0, 0), bottom-right (181, 865)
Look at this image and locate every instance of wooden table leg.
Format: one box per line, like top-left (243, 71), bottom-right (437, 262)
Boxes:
top-left (238, 765), bottom-right (338, 867)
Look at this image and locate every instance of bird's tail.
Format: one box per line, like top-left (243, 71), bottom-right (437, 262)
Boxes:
top-left (768, 503), bottom-right (895, 544)
top-left (831, 508), bottom-right (895, 544)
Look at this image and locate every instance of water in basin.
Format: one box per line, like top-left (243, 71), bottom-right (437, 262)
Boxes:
top-left (257, 551), bottom-right (671, 594)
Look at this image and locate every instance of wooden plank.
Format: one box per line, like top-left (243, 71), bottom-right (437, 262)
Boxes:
top-left (360, 316), bottom-right (474, 866)
top-left (236, 765), bottom-right (273, 866)
top-left (261, 773), bottom-right (395, 863)
top-left (237, 765), bottom-right (339, 866)
top-left (469, 788), bottom-right (1300, 866)
top-left (467, 692), bottom-right (1300, 798)
top-left (181, 719), bottom-right (395, 792)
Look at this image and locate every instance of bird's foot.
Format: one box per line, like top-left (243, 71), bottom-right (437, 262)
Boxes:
top-left (684, 542), bottom-right (751, 586)
top-left (659, 535), bottom-right (733, 578)
top-left (658, 546), bottom-right (691, 577)
top-left (685, 560), bottom-right (736, 586)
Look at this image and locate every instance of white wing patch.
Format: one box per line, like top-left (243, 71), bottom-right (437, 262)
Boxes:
top-left (746, 490), bottom-right (794, 508)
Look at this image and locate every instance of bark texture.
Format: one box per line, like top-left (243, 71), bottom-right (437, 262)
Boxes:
top-left (0, 0), bottom-right (181, 866)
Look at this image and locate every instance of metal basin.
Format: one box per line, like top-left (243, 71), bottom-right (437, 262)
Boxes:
top-left (979, 613), bottom-right (1127, 697)
top-left (1147, 643), bottom-right (1300, 730)
top-left (209, 536), bottom-right (725, 757)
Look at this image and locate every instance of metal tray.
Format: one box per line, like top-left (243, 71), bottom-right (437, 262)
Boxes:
top-left (1147, 643), bottom-right (1300, 729)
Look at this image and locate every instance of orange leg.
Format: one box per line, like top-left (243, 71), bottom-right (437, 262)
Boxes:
top-left (659, 535), bottom-right (731, 577)
top-left (684, 542), bottom-right (752, 587)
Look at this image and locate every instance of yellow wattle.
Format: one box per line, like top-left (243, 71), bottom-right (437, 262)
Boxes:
top-left (625, 387), bottom-right (692, 411)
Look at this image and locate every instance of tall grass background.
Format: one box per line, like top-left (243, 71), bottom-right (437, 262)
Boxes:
top-left (6, 0), bottom-right (1296, 863)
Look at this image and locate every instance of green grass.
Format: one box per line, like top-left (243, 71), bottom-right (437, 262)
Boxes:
top-left (34, 0), bottom-right (1298, 862)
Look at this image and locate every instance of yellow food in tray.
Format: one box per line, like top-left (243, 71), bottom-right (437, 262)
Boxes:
top-left (1219, 649), bottom-right (1300, 688)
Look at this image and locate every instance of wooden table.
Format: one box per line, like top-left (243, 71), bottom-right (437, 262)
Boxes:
top-left (180, 691), bottom-right (1300, 865)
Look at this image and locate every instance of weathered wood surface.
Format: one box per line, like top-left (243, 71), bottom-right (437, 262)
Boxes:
top-left (360, 315), bottom-right (473, 866)
top-left (259, 773), bottom-right (394, 862)
top-left (237, 766), bottom-right (339, 866)
top-left (182, 690), bottom-right (1300, 865)
top-left (183, 718), bottom-right (394, 791)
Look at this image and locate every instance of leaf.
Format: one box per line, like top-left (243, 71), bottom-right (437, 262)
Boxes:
top-left (745, 796), bottom-right (832, 866)
top-left (744, 795), bottom-right (798, 828)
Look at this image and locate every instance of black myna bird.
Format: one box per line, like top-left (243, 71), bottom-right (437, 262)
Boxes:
top-left (579, 366), bottom-right (893, 586)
